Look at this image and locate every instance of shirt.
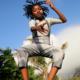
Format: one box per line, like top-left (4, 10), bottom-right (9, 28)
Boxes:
top-left (29, 17), bottom-right (62, 44)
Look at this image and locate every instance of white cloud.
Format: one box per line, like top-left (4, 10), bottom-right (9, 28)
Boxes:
top-left (22, 35), bottom-right (32, 47)
top-left (55, 25), bottom-right (80, 79)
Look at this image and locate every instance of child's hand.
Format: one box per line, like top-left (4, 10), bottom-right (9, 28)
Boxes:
top-left (37, 22), bottom-right (49, 35)
top-left (45, 0), bottom-right (54, 9)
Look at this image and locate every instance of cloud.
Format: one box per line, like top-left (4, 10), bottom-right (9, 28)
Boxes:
top-left (22, 35), bottom-right (32, 47)
top-left (54, 25), bottom-right (80, 79)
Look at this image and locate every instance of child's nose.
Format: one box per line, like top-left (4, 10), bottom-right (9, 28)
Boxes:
top-left (37, 10), bottom-right (40, 13)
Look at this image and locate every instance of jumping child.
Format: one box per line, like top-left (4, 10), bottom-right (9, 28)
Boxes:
top-left (17, 0), bottom-right (67, 80)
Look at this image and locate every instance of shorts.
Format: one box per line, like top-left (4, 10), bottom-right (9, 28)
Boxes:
top-left (17, 42), bottom-right (65, 69)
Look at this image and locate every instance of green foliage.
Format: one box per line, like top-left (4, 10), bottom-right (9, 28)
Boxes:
top-left (53, 75), bottom-right (59, 80)
top-left (47, 73), bottom-right (58, 80)
top-left (0, 47), bottom-right (23, 80)
top-left (67, 77), bottom-right (80, 80)
top-left (28, 65), bottom-right (36, 80)
top-left (61, 42), bottom-right (67, 50)
top-left (35, 76), bottom-right (43, 80)
top-left (34, 56), bottom-right (47, 67)
top-left (0, 47), bottom-right (36, 80)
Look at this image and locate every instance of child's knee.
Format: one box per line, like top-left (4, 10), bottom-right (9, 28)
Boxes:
top-left (17, 48), bottom-right (28, 58)
top-left (52, 49), bottom-right (65, 69)
top-left (17, 49), bottom-right (29, 68)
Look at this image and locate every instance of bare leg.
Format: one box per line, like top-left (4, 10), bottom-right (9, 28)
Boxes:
top-left (48, 67), bottom-right (58, 80)
top-left (20, 67), bottom-right (29, 80)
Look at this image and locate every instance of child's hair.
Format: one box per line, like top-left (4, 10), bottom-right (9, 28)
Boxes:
top-left (23, 0), bottom-right (49, 20)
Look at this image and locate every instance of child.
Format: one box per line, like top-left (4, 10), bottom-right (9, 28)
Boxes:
top-left (17, 0), bottom-right (67, 80)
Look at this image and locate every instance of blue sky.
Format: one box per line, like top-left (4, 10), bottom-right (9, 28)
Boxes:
top-left (0, 0), bottom-right (80, 52)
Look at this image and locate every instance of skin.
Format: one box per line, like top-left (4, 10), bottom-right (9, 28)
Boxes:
top-left (32, 5), bottom-right (43, 20)
top-left (45, 1), bottom-right (67, 80)
top-left (45, 0), bottom-right (67, 23)
top-left (31, 5), bottom-right (49, 35)
top-left (31, 1), bottom-right (67, 35)
top-left (18, 0), bottom-right (67, 80)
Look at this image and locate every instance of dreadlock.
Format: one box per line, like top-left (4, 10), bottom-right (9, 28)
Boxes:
top-left (23, 0), bottom-right (49, 20)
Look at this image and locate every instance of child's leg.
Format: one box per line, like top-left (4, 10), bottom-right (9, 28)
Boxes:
top-left (48, 67), bottom-right (58, 80)
top-left (20, 67), bottom-right (29, 80)
top-left (17, 44), bottom-right (41, 80)
top-left (39, 44), bottom-right (65, 80)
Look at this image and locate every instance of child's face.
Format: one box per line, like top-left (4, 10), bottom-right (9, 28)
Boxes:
top-left (32, 5), bottom-right (43, 19)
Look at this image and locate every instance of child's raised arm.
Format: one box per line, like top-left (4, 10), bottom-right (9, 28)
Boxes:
top-left (45, 0), bottom-right (67, 23)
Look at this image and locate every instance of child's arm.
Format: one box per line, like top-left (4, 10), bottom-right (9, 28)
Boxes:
top-left (30, 22), bottom-right (49, 35)
top-left (45, 0), bottom-right (67, 23)
top-left (31, 22), bottom-right (46, 31)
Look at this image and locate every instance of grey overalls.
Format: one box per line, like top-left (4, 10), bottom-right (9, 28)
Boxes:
top-left (17, 17), bottom-right (65, 69)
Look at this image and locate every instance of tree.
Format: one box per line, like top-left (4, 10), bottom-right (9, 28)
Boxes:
top-left (0, 47), bottom-right (23, 80)
top-left (0, 47), bottom-right (37, 80)
top-left (12, 50), bottom-right (40, 80)
top-left (29, 56), bottom-right (49, 80)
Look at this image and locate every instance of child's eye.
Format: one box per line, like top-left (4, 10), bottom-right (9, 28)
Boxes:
top-left (34, 10), bottom-right (36, 12)
top-left (39, 8), bottom-right (41, 10)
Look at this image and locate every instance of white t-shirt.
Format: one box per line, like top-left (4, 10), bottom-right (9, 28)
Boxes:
top-left (29, 17), bottom-right (62, 38)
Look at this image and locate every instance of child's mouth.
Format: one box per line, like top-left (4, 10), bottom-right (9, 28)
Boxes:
top-left (37, 13), bottom-right (41, 15)
top-left (37, 13), bottom-right (42, 16)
